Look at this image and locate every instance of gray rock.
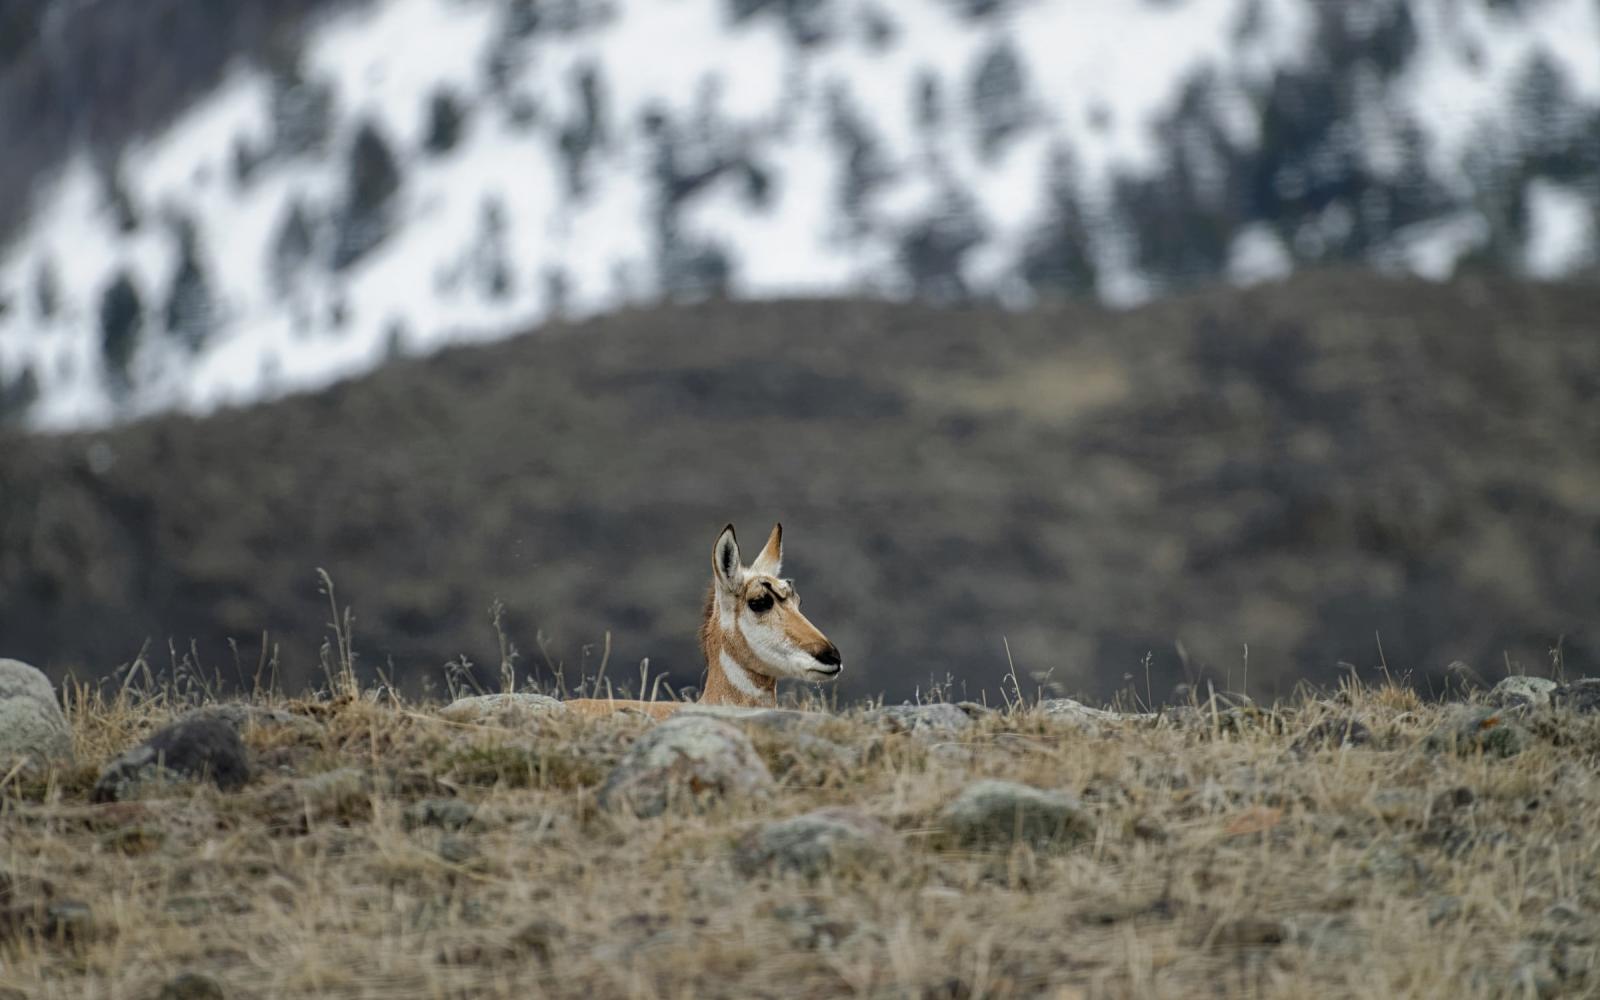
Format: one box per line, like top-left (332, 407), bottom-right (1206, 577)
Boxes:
top-left (0, 658), bottom-right (74, 766)
top-left (597, 715), bottom-right (772, 817)
top-left (180, 703), bottom-right (323, 740)
top-left (1552, 678), bottom-right (1600, 715)
top-left (732, 808), bottom-right (893, 878)
top-left (1424, 706), bottom-right (1527, 758)
top-left (1487, 675), bottom-right (1558, 711)
top-left (936, 779), bottom-right (1095, 851)
top-left (93, 717), bottom-right (251, 802)
top-left (863, 703), bottom-right (975, 737)
top-left (1038, 698), bottom-right (1143, 730)
top-left (405, 797), bottom-right (476, 831)
top-left (438, 692), bottom-right (569, 726)
top-left (156, 973), bottom-right (227, 1000)
top-left (436, 835), bottom-right (479, 865)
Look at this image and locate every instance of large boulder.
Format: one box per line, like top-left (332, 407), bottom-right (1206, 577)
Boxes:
top-left (935, 779), bottom-right (1095, 851)
top-left (438, 692), bottom-right (569, 726)
top-left (0, 658), bottom-right (74, 766)
top-left (597, 715), bottom-right (772, 817)
top-left (92, 717), bottom-right (251, 802)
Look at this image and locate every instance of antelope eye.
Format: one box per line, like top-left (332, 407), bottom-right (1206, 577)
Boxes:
top-left (746, 594), bottom-right (774, 614)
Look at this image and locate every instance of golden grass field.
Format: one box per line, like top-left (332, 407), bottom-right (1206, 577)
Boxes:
top-left (3, 667), bottom-right (1597, 1000)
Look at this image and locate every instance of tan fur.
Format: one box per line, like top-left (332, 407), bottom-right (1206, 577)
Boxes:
top-left (561, 523), bottom-right (840, 718)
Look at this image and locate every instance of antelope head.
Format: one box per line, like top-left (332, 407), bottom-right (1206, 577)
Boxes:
top-left (709, 523), bottom-right (843, 685)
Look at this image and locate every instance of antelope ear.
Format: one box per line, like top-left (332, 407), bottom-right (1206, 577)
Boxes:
top-left (750, 522), bottom-right (783, 577)
top-left (712, 524), bottom-right (741, 592)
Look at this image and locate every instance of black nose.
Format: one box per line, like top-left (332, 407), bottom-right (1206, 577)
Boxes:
top-left (814, 644), bottom-right (841, 667)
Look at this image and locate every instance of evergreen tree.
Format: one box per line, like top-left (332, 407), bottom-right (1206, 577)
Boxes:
top-left (164, 222), bottom-right (215, 350)
top-left (1020, 146), bottom-right (1098, 298)
top-left (424, 87), bottom-right (468, 156)
top-left (330, 121), bottom-right (402, 271)
top-left (100, 272), bottom-right (144, 388)
top-left (970, 39), bottom-right (1031, 162)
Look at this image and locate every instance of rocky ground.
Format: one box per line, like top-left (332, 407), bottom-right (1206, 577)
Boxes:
top-left (4, 657), bottom-right (1600, 998)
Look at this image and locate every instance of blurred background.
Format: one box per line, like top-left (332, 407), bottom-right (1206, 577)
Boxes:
top-left (0, 0), bottom-right (1596, 704)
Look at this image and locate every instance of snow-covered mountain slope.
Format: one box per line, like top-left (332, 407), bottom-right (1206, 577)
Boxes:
top-left (1, 0), bottom-right (1597, 429)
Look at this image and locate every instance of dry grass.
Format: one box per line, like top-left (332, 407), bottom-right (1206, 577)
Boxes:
top-left (4, 679), bottom-right (1600, 999)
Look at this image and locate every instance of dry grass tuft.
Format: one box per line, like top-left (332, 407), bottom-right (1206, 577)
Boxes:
top-left (4, 681), bottom-right (1600, 998)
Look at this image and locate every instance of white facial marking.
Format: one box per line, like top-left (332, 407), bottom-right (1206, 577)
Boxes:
top-left (718, 650), bottom-right (767, 699)
top-left (738, 616), bottom-right (822, 680)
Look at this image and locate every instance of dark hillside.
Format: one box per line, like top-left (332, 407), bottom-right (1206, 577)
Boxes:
top-left (2, 270), bottom-right (1597, 701)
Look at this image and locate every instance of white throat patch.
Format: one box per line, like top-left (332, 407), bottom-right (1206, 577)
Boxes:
top-left (718, 650), bottom-right (767, 700)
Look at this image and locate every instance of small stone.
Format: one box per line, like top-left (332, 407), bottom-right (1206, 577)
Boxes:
top-left (1210, 916), bottom-right (1287, 948)
top-left (597, 715), bottom-right (772, 817)
top-left (93, 718), bottom-right (251, 802)
top-left (863, 703), bottom-right (975, 737)
top-left (1291, 716), bottom-right (1373, 753)
top-left (436, 835), bottom-right (479, 865)
top-left (156, 973), bottom-right (227, 1000)
top-left (42, 900), bottom-right (94, 943)
top-left (1424, 706), bottom-right (1527, 758)
top-left (732, 808), bottom-right (893, 878)
top-left (1487, 676), bottom-right (1558, 711)
top-left (936, 779), bottom-right (1094, 851)
top-left (506, 917), bottom-right (566, 965)
top-left (1368, 789), bottom-right (1423, 824)
top-left (766, 901), bottom-right (855, 950)
top-left (1431, 786), bottom-right (1476, 814)
top-left (0, 658), bottom-right (74, 767)
top-left (405, 798), bottom-right (476, 831)
top-left (1428, 896), bottom-right (1463, 926)
top-left (438, 693), bottom-right (568, 727)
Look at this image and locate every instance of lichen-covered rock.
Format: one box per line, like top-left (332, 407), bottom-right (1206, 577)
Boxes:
top-left (936, 779), bottom-right (1094, 851)
top-left (863, 703), bottom-right (975, 737)
top-left (92, 717), bottom-right (251, 802)
top-left (438, 692), bottom-right (569, 726)
top-left (1488, 676), bottom-right (1558, 711)
top-left (597, 715), bottom-right (772, 817)
top-left (0, 658), bottom-right (73, 766)
top-left (732, 808), bottom-right (893, 878)
top-left (1424, 706), bottom-right (1527, 758)
top-left (1552, 679), bottom-right (1600, 715)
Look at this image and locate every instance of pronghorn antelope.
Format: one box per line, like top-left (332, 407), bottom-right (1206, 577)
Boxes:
top-left (564, 523), bottom-right (842, 719)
